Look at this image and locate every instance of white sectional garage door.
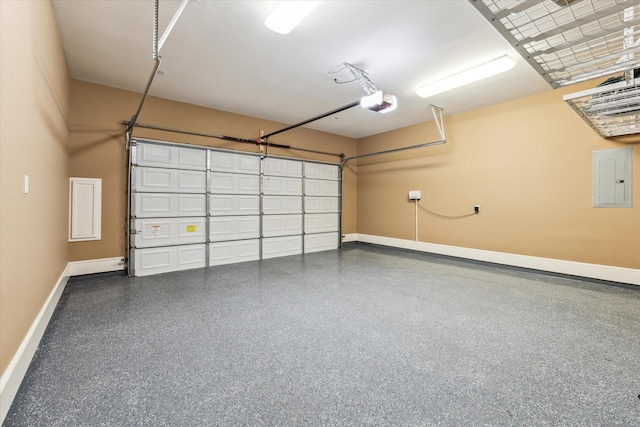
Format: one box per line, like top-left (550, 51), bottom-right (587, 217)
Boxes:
top-left (261, 157), bottom-right (303, 259)
top-left (130, 142), bottom-right (208, 276)
top-left (303, 160), bottom-right (340, 253)
top-left (128, 139), bottom-right (341, 276)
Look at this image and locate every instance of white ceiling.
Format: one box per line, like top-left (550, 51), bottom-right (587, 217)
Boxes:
top-left (51, 0), bottom-right (553, 139)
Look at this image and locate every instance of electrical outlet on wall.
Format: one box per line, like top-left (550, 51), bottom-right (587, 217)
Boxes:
top-left (408, 190), bottom-right (421, 200)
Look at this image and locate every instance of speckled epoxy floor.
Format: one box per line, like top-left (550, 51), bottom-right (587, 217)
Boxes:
top-left (4, 243), bottom-right (640, 426)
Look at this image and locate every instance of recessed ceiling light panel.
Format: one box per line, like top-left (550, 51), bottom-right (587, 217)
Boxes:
top-left (265, 1), bottom-right (321, 35)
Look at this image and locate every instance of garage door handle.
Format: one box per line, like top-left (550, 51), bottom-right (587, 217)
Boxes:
top-left (616, 180), bottom-right (624, 183)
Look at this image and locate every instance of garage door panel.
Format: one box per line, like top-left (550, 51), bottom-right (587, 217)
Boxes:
top-left (135, 142), bottom-right (206, 170)
top-left (209, 216), bottom-right (260, 241)
top-left (304, 162), bottom-right (339, 180)
top-left (262, 214), bottom-right (302, 237)
top-left (210, 172), bottom-right (260, 194)
top-left (131, 217), bottom-right (206, 248)
top-left (262, 196), bottom-right (302, 214)
top-left (262, 235), bottom-right (302, 259)
top-left (304, 213), bottom-right (339, 233)
top-left (210, 151), bottom-right (260, 174)
top-left (304, 179), bottom-right (339, 196)
top-left (304, 232), bottom-right (339, 253)
top-left (132, 244), bottom-right (207, 276)
top-left (209, 240), bottom-right (260, 266)
top-left (132, 193), bottom-right (206, 217)
top-left (132, 167), bottom-right (206, 193)
top-left (304, 196), bottom-right (339, 213)
top-left (209, 194), bottom-right (259, 216)
top-left (262, 157), bottom-right (302, 177)
top-left (262, 176), bottom-right (302, 195)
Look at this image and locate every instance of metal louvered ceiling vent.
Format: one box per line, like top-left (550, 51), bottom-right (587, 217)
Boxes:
top-left (469, 0), bottom-right (640, 138)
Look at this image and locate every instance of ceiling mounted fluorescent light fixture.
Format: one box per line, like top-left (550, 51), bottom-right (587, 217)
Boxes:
top-left (416, 55), bottom-right (516, 98)
top-left (265, 1), bottom-right (321, 34)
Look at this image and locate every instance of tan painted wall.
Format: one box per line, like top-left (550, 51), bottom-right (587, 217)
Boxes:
top-left (0, 1), bottom-right (70, 374)
top-left (68, 80), bottom-right (358, 261)
top-left (356, 81), bottom-right (639, 269)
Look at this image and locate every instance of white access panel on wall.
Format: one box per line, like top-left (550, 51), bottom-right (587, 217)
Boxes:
top-left (304, 213), bottom-right (339, 234)
top-left (209, 239), bottom-right (260, 266)
top-left (262, 235), bottom-right (303, 259)
top-left (132, 193), bottom-right (207, 218)
top-left (304, 162), bottom-right (339, 180)
top-left (209, 216), bottom-right (260, 242)
top-left (132, 167), bottom-right (206, 193)
top-left (210, 151), bottom-right (260, 174)
top-left (132, 244), bottom-right (207, 276)
top-left (304, 179), bottom-right (339, 197)
top-left (209, 195), bottom-right (259, 216)
top-left (135, 142), bottom-right (207, 170)
top-left (131, 217), bottom-right (206, 248)
top-left (262, 157), bottom-right (302, 177)
top-left (69, 177), bottom-right (102, 242)
top-left (304, 196), bottom-right (339, 213)
top-left (304, 232), bottom-right (339, 253)
top-left (210, 172), bottom-right (260, 194)
top-left (262, 214), bottom-right (303, 237)
top-left (262, 176), bottom-right (302, 195)
top-left (262, 196), bottom-right (302, 214)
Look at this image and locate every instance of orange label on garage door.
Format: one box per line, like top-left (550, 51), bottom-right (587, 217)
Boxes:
top-left (186, 225), bottom-right (197, 232)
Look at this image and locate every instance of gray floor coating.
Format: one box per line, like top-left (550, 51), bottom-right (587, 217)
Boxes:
top-left (4, 243), bottom-right (640, 426)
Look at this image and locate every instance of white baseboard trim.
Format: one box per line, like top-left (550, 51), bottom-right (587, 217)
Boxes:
top-left (352, 234), bottom-right (639, 286)
top-left (341, 233), bottom-right (358, 243)
top-left (67, 257), bottom-right (125, 276)
top-left (0, 265), bottom-right (69, 423)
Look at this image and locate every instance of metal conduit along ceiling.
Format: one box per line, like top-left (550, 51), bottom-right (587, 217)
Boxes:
top-left (469, 0), bottom-right (640, 138)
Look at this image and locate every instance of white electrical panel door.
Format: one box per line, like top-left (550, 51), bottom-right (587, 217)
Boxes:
top-left (132, 167), bottom-right (206, 193)
top-left (262, 196), bottom-right (302, 214)
top-left (132, 193), bottom-right (207, 218)
top-left (209, 240), bottom-right (260, 266)
top-left (210, 172), bottom-right (260, 195)
top-left (262, 157), bottom-right (303, 177)
top-left (304, 213), bottom-right (339, 234)
top-left (262, 214), bottom-right (303, 237)
top-left (210, 151), bottom-right (260, 174)
top-left (304, 196), bottom-right (339, 213)
top-left (304, 179), bottom-right (339, 197)
top-left (131, 217), bottom-right (206, 248)
top-left (132, 244), bottom-right (207, 276)
top-left (262, 235), bottom-right (303, 259)
top-left (304, 232), bottom-right (339, 253)
top-left (209, 216), bottom-right (260, 242)
top-left (304, 162), bottom-right (339, 180)
top-left (134, 142), bottom-right (206, 170)
top-left (262, 176), bottom-right (302, 195)
top-left (593, 147), bottom-right (632, 208)
top-left (209, 194), bottom-right (259, 216)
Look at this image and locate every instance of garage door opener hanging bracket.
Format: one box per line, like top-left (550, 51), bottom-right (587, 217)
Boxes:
top-left (126, 0), bottom-right (189, 148)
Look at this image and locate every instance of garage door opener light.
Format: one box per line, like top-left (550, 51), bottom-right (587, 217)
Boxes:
top-left (328, 63), bottom-right (397, 114)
